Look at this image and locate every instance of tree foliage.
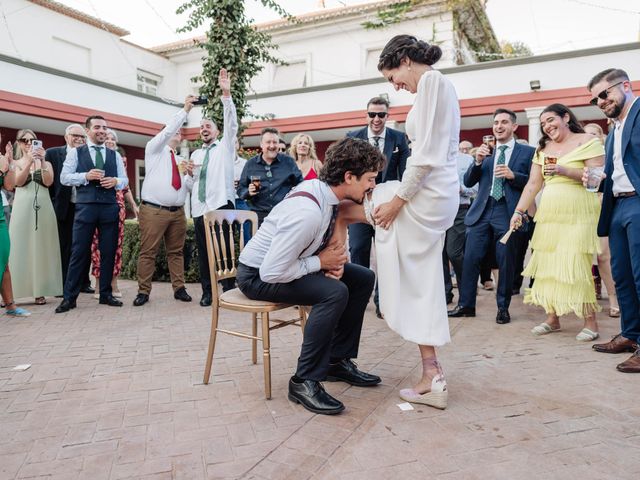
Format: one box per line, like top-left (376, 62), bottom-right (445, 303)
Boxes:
top-left (500, 40), bottom-right (533, 58)
top-left (176, 0), bottom-right (291, 133)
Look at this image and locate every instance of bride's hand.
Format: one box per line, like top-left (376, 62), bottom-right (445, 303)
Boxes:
top-left (373, 196), bottom-right (406, 230)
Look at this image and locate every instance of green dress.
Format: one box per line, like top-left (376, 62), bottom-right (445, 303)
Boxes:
top-left (0, 175), bottom-right (10, 286)
top-left (8, 169), bottom-right (62, 298)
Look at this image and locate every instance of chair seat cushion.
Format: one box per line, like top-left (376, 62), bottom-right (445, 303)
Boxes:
top-left (220, 288), bottom-right (289, 309)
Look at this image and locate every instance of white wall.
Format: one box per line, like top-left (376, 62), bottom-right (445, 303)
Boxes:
top-left (245, 46), bottom-right (640, 122)
top-left (166, 7), bottom-right (459, 96)
top-left (0, 0), bottom-right (178, 99)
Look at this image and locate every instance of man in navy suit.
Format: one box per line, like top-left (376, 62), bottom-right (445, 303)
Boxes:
top-left (46, 124), bottom-right (93, 293)
top-left (588, 68), bottom-right (640, 372)
top-left (55, 115), bottom-right (129, 313)
top-left (346, 96), bottom-right (410, 317)
top-left (449, 109), bottom-right (535, 324)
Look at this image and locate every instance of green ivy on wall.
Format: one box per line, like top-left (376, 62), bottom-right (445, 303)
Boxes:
top-left (176, 0), bottom-right (292, 134)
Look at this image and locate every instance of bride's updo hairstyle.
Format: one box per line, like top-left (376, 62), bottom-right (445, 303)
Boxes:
top-left (377, 35), bottom-right (442, 71)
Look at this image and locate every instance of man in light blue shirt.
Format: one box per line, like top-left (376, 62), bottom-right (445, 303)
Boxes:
top-left (237, 137), bottom-right (384, 415)
top-left (443, 150), bottom-right (477, 304)
top-left (55, 115), bottom-right (128, 313)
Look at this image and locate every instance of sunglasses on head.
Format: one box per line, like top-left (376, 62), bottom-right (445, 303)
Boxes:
top-left (367, 112), bottom-right (388, 119)
top-left (590, 81), bottom-right (624, 106)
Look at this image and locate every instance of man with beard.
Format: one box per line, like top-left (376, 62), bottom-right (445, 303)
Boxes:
top-left (587, 68), bottom-right (640, 372)
top-left (56, 115), bottom-right (128, 313)
top-left (236, 128), bottom-right (303, 225)
top-left (190, 69), bottom-right (237, 306)
top-left (448, 109), bottom-right (535, 324)
top-left (236, 137), bottom-right (383, 415)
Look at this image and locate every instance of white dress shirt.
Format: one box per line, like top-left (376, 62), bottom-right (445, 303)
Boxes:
top-left (61, 140), bottom-right (128, 190)
top-left (612, 97), bottom-right (638, 195)
top-left (141, 109), bottom-right (193, 206)
top-left (239, 179), bottom-right (339, 283)
top-left (190, 96), bottom-right (238, 217)
top-left (490, 137), bottom-right (516, 194)
top-left (234, 156), bottom-right (247, 199)
top-left (457, 152), bottom-right (477, 205)
top-left (368, 126), bottom-right (386, 153)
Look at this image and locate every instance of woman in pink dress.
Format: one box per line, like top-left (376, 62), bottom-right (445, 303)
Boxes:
top-left (289, 133), bottom-right (323, 180)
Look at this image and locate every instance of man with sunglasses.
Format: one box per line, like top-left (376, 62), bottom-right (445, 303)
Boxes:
top-left (45, 124), bottom-right (94, 294)
top-left (346, 96), bottom-right (410, 318)
top-left (587, 68), bottom-right (640, 373)
top-left (236, 127), bottom-right (303, 226)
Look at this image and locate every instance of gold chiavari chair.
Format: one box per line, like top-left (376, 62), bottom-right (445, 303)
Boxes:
top-left (202, 209), bottom-right (307, 399)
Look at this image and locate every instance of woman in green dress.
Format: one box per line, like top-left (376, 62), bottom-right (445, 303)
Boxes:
top-left (9, 129), bottom-right (63, 304)
top-left (0, 133), bottom-right (31, 317)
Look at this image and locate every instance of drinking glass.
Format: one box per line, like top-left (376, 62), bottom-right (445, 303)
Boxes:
top-left (586, 166), bottom-right (605, 192)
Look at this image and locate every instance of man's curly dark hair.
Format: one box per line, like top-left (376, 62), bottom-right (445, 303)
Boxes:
top-left (319, 137), bottom-right (385, 186)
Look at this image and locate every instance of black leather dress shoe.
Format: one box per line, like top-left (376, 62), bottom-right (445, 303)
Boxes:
top-left (80, 285), bottom-right (95, 294)
top-left (55, 299), bottom-right (77, 313)
top-left (375, 305), bottom-right (383, 319)
top-left (288, 377), bottom-right (344, 415)
top-left (326, 359), bottom-right (381, 386)
top-left (133, 294), bottom-right (149, 307)
top-left (496, 308), bottom-right (511, 324)
top-left (99, 296), bottom-right (123, 307)
top-left (447, 305), bottom-right (476, 317)
top-left (200, 293), bottom-right (212, 307)
top-left (174, 287), bottom-right (192, 302)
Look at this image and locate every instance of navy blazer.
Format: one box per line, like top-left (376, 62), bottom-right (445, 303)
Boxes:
top-left (463, 142), bottom-right (535, 227)
top-left (45, 145), bottom-right (73, 220)
top-left (598, 98), bottom-right (640, 236)
top-left (346, 126), bottom-right (410, 182)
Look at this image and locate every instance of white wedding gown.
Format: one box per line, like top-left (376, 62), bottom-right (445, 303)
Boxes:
top-left (370, 70), bottom-right (460, 346)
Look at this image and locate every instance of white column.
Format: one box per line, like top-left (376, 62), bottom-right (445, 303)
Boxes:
top-left (525, 106), bottom-right (546, 146)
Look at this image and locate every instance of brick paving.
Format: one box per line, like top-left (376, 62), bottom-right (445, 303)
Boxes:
top-left (1, 280), bottom-right (639, 479)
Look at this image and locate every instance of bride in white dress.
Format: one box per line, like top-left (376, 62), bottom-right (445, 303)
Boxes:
top-left (337, 35), bottom-right (460, 409)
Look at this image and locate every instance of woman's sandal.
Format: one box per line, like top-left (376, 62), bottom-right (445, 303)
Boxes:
top-left (531, 322), bottom-right (561, 336)
top-left (609, 307), bottom-right (620, 318)
top-left (35, 297), bottom-right (46, 305)
top-left (576, 328), bottom-right (599, 342)
top-left (399, 357), bottom-right (448, 410)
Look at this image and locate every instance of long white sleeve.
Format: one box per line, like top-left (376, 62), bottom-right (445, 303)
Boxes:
top-left (396, 165), bottom-right (431, 201)
top-left (405, 71), bottom-right (458, 168)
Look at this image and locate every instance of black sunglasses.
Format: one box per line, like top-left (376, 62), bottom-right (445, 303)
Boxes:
top-left (367, 112), bottom-right (388, 119)
top-left (265, 165), bottom-right (272, 178)
top-left (18, 138), bottom-right (34, 144)
top-left (590, 81), bottom-right (623, 106)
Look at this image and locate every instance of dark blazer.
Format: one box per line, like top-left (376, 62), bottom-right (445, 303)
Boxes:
top-left (598, 99), bottom-right (640, 237)
top-left (45, 145), bottom-right (72, 220)
top-left (347, 126), bottom-right (410, 182)
top-left (463, 142), bottom-right (535, 227)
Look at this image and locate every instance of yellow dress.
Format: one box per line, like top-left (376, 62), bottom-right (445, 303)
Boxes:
top-left (523, 138), bottom-right (604, 318)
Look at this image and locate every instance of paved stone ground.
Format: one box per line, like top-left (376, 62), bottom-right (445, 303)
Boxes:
top-left (1, 280), bottom-right (639, 480)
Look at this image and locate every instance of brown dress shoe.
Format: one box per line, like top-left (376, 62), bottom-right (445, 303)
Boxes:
top-left (617, 349), bottom-right (640, 373)
top-left (592, 334), bottom-right (639, 353)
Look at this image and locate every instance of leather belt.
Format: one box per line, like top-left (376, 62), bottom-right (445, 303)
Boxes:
top-left (141, 200), bottom-right (183, 212)
top-left (614, 191), bottom-right (636, 198)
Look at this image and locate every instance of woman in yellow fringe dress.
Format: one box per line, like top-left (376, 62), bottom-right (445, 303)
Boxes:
top-left (510, 104), bottom-right (604, 341)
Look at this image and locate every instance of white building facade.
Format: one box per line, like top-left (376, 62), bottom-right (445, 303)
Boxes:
top-left (1, 0), bottom-right (638, 196)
